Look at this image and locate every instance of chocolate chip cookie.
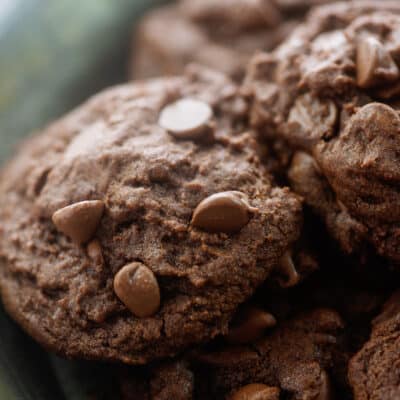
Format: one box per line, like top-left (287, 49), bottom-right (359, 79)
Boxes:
top-left (131, 0), bottom-right (334, 81)
top-left (244, 1), bottom-right (400, 263)
top-left (349, 290), bottom-right (400, 400)
top-left (0, 65), bottom-right (302, 364)
top-left (116, 307), bottom-right (346, 399)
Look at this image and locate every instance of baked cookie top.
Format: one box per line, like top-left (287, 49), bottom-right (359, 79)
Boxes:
top-left (349, 290), bottom-right (400, 400)
top-left (115, 308), bottom-right (345, 399)
top-left (131, 0), bottom-right (334, 81)
top-left (245, 1), bottom-right (400, 263)
top-left (0, 66), bottom-right (302, 364)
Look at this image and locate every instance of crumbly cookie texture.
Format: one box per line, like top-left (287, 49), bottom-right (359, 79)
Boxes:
top-left (131, 0), bottom-right (334, 81)
top-left (192, 308), bottom-right (345, 399)
top-left (0, 65), bottom-right (302, 364)
top-left (349, 290), bottom-right (400, 400)
top-left (116, 308), bottom-right (346, 399)
top-left (118, 361), bottom-right (194, 400)
top-left (244, 1), bottom-right (400, 263)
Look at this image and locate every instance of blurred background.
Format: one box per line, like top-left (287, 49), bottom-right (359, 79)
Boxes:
top-left (0, 0), bottom-right (167, 161)
top-left (0, 1), bottom-right (165, 399)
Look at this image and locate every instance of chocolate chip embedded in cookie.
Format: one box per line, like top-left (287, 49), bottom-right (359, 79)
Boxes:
top-left (245, 1), bottom-right (400, 263)
top-left (228, 384), bottom-right (280, 400)
top-left (349, 290), bottom-right (400, 400)
top-left (52, 200), bottom-right (104, 244)
top-left (159, 98), bottom-right (214, 140)
top-left (356, 36), bottom-right (399, 89)
top-left (114, 262), bottom-right (161, 318)
top-left (192, 308), bottom-right (345, 399)
top-left (115, 308), bottom-right (344, 399)
top-left (130, 0), bottom-right (337, 81)
top-left (0, 65), bottom-right (303, 364)
top-left (226, 305), bottom-right (276, 345)
top-left (116, 361), bottom-right (280, 400)
top-left (191, 191), bottom-right (256, 234)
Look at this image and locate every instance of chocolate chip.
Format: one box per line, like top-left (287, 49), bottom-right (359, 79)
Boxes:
top-left (229, 384), bottom-right (280, 400)
top-left (356, 36), bottom-right (399, 89)
top-left (159, 98), bottom-right (213, 139)
top-left (277, 251), bottom-right (300, 288)
top-left (191, 191), bottom-right (254, 234)
top-left (114, 262), bottom-right (160, 318)
top-left (227, 306), bottom-right (276, 344)
top-left (52, 200), bottom-right (104, 244)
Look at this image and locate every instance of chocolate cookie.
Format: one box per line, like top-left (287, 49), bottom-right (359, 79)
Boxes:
top-left (0, 65), bottom-right (302, 364)
top-left (131, 0), bottom-right (334, 81)
top-left (116, 307), bottom-right (346, 399)
top-left (118, 360), bottom-right (194, 400)
top-left (349, 290), bottom-right (400, 400)
top-left (244, 1), bottom-right (400, 263)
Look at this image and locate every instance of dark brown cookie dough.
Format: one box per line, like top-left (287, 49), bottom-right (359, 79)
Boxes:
top-left (349, 290), bottom-right (400, 400)
top-left (244, 1), bottom-right (400, 263)
top-left (193, 308), bottom-right (345, 399)
top-left (102, 255), bottom-right (397, 400)
top-left (116, 308), bottom-right (346, 399)
top-left (0, 65), bottom-right (302, 364)
top-left (131, 0), bottom-right (334, 81)
top-left (118, 360), bottom-right (194, 400)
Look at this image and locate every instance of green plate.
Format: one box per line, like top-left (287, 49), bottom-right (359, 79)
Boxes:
top-left (0, 1), bottom-right (165, 398)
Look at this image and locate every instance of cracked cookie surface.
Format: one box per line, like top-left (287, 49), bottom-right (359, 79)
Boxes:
top-left (0, 65), bottom-right (302, 364)
top-left (245, 1), bottom-right (400, 263)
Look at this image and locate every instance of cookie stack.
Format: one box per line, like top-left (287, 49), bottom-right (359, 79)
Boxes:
top-left (0, 1), bottom-right (399, 399)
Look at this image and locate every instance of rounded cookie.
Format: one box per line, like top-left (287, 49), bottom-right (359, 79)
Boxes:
top-left (0, 65), bottom-right (302, 364)
top-left (115, 308), bottom-right (345, 399)
top-left (131, 0), bottom-right (335, 81)
top-left (245, 1), bottom-right (400, 263)
top-left (349, 290), bottom-right (400, 400)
